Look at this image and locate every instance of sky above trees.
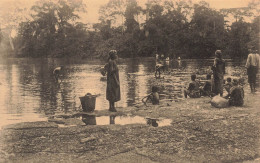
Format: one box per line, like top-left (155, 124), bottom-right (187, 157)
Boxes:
top-left (0, 0), bottom-right (257, 38)
top-left (0, 0), bottom-right (252, 26)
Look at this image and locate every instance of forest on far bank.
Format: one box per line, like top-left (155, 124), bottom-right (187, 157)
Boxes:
top-left (0, 0), bottom-right (259, 60)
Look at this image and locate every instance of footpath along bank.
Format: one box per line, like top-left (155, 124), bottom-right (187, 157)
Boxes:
top-left (0, 88), bottom-right (260, 162)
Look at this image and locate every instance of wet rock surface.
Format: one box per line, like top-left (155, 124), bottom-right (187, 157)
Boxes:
top-left (0, 90), bottom-right (260, 162)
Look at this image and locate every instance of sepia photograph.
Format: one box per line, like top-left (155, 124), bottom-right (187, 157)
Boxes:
top-left (0, 0), bottom-right (259, 162)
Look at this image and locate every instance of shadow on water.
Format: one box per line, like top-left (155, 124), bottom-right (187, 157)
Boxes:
top-left (81, 114), bottom-right (172, 127)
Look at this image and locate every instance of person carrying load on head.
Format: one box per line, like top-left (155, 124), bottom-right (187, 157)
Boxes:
top-left (212, 50), bottom-right (225, 97)
top-left (104, 50), bottom-right (121, 112)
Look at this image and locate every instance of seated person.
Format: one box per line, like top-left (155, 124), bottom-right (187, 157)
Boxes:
top-left (142, 86), bottom-right (160, 106)
top-left (224, 77), bottom-right (233, 95)
top-left (225, 79), bottom-right (244, 106)
top-left (200, 74), bottom-right (212, 97)
top-left (184, 74), bottom-right (201, 98)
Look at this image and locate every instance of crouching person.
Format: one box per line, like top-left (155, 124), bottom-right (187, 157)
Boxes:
top-left (142, 86), bottom-right (160, 106)
top-left (200, 74), bottom-right (212, 97)
top-left (184, 74), bottom-right (201, 98)
top-left (227, 79), bottom-right (244, 106)
top-left (224, 77), bottom-right (233, 96)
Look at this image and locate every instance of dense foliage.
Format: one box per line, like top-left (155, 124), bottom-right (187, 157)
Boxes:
top-left (1, 0), bottom-right (259, 59)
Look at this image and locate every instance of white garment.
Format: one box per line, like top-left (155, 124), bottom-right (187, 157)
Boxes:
top-left (245, 53), bottom-right (260, 68)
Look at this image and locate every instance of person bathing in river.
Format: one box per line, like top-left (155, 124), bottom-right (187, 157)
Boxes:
top-left (104, 50), bottom-right (121, 112)
top-left (200, 74), bottom-right (212, 97)
top-left (164, 57), bottom-right (170, 71)
top-left (142, 86), bottom-right (160, 106)
top-left (53, 66), bottom-right (63, 82)
top-left (212, 50), bottom-right (225, 97)
top-left (155, 60), bottom-right (164, 78)
top-left (184, 74), bottom-right (201, 98)
top-left (155, 53), bottom-right (160, 62)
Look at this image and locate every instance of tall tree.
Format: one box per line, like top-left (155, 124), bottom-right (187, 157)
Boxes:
top-left (16, 0), bottom-right (87, 57)
top-left (227, 20), bottom-right (251, 59)
top-left (248, 15), bottom-right (260, 50)
top-left (124, 0), bottom-right (141, 33)
top-left (189, 1), bottom-right (226, 58)
top-left (99, 0), bottom-right (126, 29)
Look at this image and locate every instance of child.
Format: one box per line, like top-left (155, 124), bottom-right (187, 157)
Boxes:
top-left (224, 77), bottom-right (233, 95)
top-left (200, 74), bottom-right (212, 97)
top-left (226, 79), bottom-right (244, 106)
top-left (184, 74), bottom-right (200, 98)
top-left (142, 86), bottom-right (160, 106)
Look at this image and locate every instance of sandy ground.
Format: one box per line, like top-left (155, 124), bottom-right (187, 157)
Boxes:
top-left (0, 90), bottom-right (260, 162)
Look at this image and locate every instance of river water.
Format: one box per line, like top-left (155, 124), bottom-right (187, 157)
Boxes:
top-left (0, 58), bottom-right (246, 128)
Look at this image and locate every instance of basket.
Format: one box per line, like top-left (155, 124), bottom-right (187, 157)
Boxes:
top-left (79, 94), bottom-right (96, 112)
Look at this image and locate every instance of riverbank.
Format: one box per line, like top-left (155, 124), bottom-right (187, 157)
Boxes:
top-left (1, 87), bottom-right (259, 162)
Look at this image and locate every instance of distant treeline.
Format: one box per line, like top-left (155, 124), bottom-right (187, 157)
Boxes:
top-left (1, 0), bottom-right (259, 59)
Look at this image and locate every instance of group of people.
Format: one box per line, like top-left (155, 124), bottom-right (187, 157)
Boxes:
top-left (155, 53), bottom-right (171, 78)
top-left (101, 48), bottom-right (259, 112)
top-left (154, 54), bottom-right (182, 78)
top-left (184, 49), bottom-right (259, 107)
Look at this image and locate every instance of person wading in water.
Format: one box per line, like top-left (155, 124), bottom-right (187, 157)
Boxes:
top-left (104, 50), bottom-right (121, 112)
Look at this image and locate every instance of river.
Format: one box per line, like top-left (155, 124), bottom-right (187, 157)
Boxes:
top-left (0, 57), bottom-right (246, 128)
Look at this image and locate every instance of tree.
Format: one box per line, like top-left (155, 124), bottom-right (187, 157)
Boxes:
top-left (99, 0), bottom-right (126, 29)
top-left (163, 0), bottom-right (192, 58)
top-left (143, 2), bottom-right (165, 54)
top-left (247, 15), bottom-right (260, 52)
top-left (16, 0), bottom-right (88, 58)
top-left (188, 1), bottom-right (226, 58)
top-left (124, 0), bottom-right (141, 33)
top-left (227, 20), bottom-right (251, 59)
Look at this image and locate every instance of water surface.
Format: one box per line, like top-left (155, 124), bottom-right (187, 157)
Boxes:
top-left (0, 58), bottom-right (246, 129)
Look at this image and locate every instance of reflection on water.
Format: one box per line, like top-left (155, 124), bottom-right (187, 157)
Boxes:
top-left (81, 114), bottom-right (172, 127)
top-left (0, 58), bottom-right (246, 128)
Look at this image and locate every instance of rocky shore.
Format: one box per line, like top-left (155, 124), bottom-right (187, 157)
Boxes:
top-left (0, 88), bottom-right (260, 162)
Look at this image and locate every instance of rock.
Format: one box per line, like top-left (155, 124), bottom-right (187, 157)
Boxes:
top-left (80, 137), bottom-right (97, 143)
top-left (48, 119), bottom-right (65, 124)
top-left (210, 96), bottom-right (229, 108)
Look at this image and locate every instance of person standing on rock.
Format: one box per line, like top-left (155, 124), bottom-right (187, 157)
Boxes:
top-left (245, 47), bottom-right (259, 93)
top-left (105, 50), bottom-right (121, 112)
top-left (212, 50), bottom-right (225, 97)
